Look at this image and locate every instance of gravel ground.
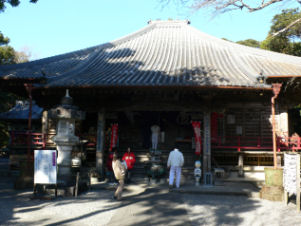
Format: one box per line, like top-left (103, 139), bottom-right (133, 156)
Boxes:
top-left (182, 194), bottom-right (301, 226)
top-left (1, 179), bottom-right (301, 226)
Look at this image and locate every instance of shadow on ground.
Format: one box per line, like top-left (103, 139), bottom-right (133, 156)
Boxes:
top-left (0, 178), bottom-right (261, 226)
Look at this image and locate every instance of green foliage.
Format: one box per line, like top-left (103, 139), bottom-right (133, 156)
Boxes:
top-left (0, 32), bottom-right (9, 45)
top-left (236, 39), bottom-right (261, 48)
top-left (0, 45), bottom-right (16, 64)
top-left (0, 31), bottom-right (17, 64)
top-left (270, 8), bottom-right (301, 40)
top-left (0, 29), bottom-right (27, 148)
top-left (0, 0), bottom-right (38, 12)
top-left (261, 8), bottom-right (301, 56)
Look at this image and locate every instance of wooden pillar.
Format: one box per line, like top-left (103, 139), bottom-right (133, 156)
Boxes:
top-left (96, 111), bottom-right (105, 178)
top-left (271, 83), bottom-right (282, 169)
top-left (203, 111), bottom-right (211, 182)
top-left (24, 83), bottom-right (33, 168)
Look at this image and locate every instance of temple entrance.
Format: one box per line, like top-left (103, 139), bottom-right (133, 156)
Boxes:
top-left (76, 111), bottom-right (203, 179)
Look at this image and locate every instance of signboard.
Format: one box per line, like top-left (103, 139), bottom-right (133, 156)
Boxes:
top-left (204, 113), bottom-right (211, 155)
top-left (192, 121), bottom-right (201, 155)
top-left (110, 123), bottom-right (118, 151)
top-left (34, 150), bottom-right (57, 184)
top-left (283, 153), bottom-right (300, 194)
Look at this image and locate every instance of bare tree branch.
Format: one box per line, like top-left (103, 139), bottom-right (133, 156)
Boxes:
top-left (271, 16), bottom-right (301, 37)
top-left (163, 0), bottom-right (301, 37)
top-left (192, 0), bottom-right (286, 12)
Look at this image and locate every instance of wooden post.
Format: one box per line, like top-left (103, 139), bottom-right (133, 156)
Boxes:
top-left (203, 112), bottom-right (211, 183)
top-left (96, 111), bottom-right (105, 178)
top-left (276, 155), bottom-right (282, 168)
top-left (271, 83), bottom-right (282, 169)
top-left (284, 190), bottom-right (288, 205)
top-left (25, 84), bottom-right (33, 169)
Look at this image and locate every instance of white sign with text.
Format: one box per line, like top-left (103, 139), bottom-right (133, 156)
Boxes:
top-left (34, 150), bottom-right (57, 184)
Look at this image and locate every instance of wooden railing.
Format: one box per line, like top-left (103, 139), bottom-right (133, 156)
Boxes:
top-left (9, 131), bottom-right (96, 149)
top-left (8, 131), bottom-right (301, 153)
top-left (9, 131), bottom-right (46, 148)
top-left (212, 135), bottom-right (301, 152)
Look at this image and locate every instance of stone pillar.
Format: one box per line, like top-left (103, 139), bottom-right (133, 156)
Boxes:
top-left (96, 111), bottom-right (105, 178)
top-left (238, 154), bottom-right (244, 177)
top-left (203, 111), bottom-right (212, 184)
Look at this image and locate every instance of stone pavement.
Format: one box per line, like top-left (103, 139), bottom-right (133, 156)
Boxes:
top-left (1, 177), bottom-right (301, 226)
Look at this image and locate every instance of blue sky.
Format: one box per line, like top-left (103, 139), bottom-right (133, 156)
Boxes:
top-left (0, 0), bottom-right (299, 60)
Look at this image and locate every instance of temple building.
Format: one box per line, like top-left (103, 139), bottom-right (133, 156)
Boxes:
top-left (1, 20), bottom-right (301, 182)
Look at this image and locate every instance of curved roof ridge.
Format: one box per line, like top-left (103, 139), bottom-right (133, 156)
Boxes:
top-left (148, 19), bottom-right (190, 25)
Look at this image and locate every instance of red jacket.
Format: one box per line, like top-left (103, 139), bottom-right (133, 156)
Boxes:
top-left (122, 152), bottom-right (136, 170)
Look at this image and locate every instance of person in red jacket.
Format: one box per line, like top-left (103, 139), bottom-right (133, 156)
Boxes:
top-left (122, 147), bottom-right (136, 183)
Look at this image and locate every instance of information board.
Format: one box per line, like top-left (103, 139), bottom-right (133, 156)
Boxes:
top-left (283, 153), bottom-right (300, 194)
top-left (34, 150), bottom-right (57, 184)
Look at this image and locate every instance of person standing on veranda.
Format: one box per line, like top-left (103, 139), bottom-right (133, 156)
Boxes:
top-left (167, 147), bottom-right (184, 189)
top-left (151, 124), bottom-right (160, 150)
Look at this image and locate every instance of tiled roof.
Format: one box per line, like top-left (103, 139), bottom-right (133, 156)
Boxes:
top-left (0, 100), bottom-right (43, 120)
top-left (1, 20), bottom-right (301, 88)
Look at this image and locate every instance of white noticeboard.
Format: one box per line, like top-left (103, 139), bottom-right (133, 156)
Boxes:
top-left (283, 153), bottom-right (300, 194)
top-left (34, 150), bottom-right (57, 184)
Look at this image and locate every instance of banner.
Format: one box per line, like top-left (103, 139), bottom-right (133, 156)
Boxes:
top-left (110, 123), bottom-right (118, 151)
top-left (192, 121), bottom-right (201, 155)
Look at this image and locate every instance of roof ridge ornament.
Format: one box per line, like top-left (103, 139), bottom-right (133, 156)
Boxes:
top-left (61, 89), bottom-right (73, 106)
top-left (256, 70), bottom-right (266, 84)
top-left (147, 19), bottom-right (190, 25)
top-left (65, 89), bottom-right (70, 98)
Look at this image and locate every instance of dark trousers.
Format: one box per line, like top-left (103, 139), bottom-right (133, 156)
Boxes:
top-left (125, 170), bottom-right (132, 183)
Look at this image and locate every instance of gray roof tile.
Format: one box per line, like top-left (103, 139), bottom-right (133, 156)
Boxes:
top-left (1, 20), bottom-right (301, 88)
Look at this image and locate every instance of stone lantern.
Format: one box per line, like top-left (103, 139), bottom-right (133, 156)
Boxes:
top-left (48, 89), bottom-right (85, 184)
